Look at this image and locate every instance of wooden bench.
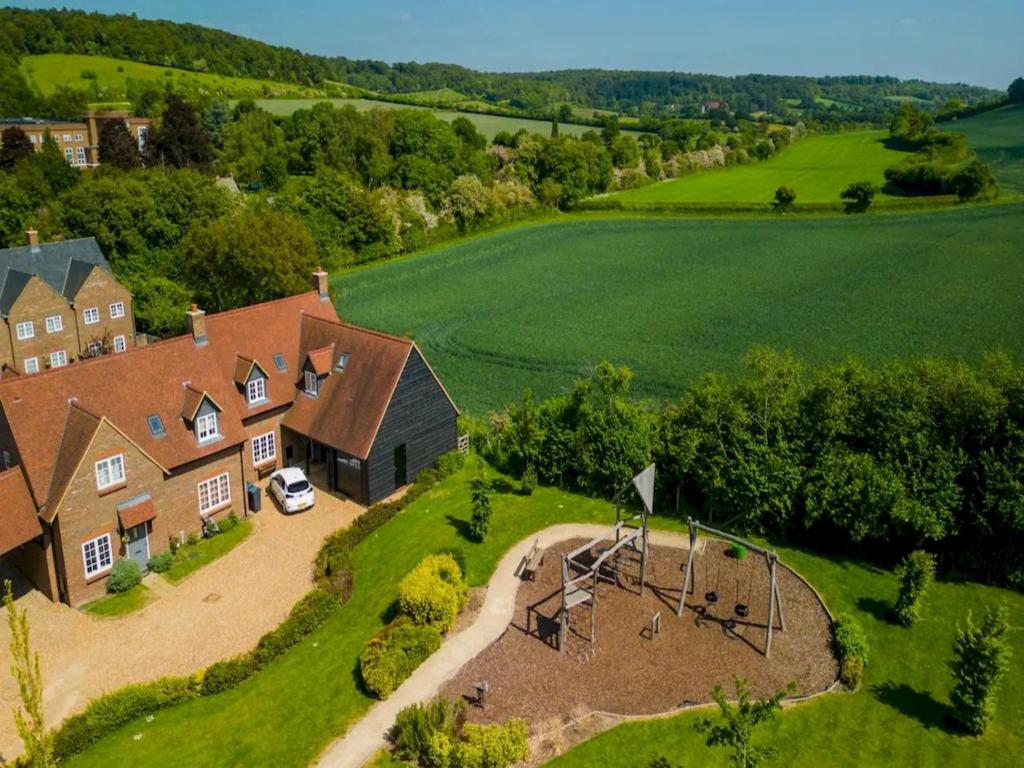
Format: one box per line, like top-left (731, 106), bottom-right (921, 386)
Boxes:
top-left (519, 539), bottom-right (543, 580)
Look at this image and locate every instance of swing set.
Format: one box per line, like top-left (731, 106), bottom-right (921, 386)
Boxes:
top-left (677, 517), bottom-right (786, 657)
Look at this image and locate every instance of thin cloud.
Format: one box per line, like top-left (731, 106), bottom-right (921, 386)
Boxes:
top-left (899, 17), bottom-right (918, 27)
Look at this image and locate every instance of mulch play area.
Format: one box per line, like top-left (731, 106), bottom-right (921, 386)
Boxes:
top-left (441, 538), bottom-right (837, 728)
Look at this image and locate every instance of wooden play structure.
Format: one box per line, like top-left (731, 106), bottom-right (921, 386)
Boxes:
top-left (558, 464), bottom-right (655, 652)
top-left (677, 517), bottom-right (786, 657)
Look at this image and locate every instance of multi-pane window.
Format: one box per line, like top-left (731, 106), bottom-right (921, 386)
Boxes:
top-left (195, 412), bottom-right (219, 443)
top-left (23, 357), bottom-right (38, 374)
top-left (246, 376), bottom-right (267, 404)
top-left (83, 307), bottom-right (100, 325)
top-left (109, 301), bottom-right (125, 319)
top-left (113, 335), bottom-right (127, 353)
top-left (15, 321), bottom-right (34, 340)
top-left (63, 134), bottom-right (71, 143)
top-left (45, 315), bottom-right (63, 333)
top-left (50, 350), bottom-right (68, 368)
top-left (82, 533), bottom-right (113, 578)
top-left (198, 472), bottom-right (231, 514)
top-left (75, 133), bottom-right (83, 142)
top-left (252, 431), bottom-right (277, 466)
top-left (95, 454), bottom-right (125, 490)
top-left (304, 370), bottom-right (318, 396)
top-left (76, 146), bottom-right (86, 165)
top-left (64, 147), bottom-right (73, 163)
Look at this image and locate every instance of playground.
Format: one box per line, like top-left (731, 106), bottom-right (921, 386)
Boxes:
top-left (440, 476), bottom-right (838, 729)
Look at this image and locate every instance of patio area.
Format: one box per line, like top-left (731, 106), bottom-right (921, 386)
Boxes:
top-left (0, 484), bottom-right (362, 762)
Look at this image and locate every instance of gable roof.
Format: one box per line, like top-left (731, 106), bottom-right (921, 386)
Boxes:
top-left (0, 237), bottom-right (112, 314)
top-left (0, 468), bottom-right (42, 555)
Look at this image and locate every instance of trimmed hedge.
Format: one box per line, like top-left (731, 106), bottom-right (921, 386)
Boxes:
top-left (201, 655), bottom-right (255, 696)
top-left (359, 618), bottom-right (443, 699)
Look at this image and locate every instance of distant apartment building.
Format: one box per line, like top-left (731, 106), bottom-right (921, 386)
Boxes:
top-left (0, 110), bottom-right (150, 169)
top-left (0, 231), bottom-right (136, 376)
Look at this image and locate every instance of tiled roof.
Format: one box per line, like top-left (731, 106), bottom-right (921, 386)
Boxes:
top-left (117, 494), bottom-right (157, 529)
top-left (0, 237), bottom-right (111, 313)
top-left (0, 468), bottom-right (42, 555)
top-left (306, 345), bottom-right (335, 376)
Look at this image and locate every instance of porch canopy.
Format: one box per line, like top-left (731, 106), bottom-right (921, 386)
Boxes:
top-left (117, 493), bottom-right (158, 530)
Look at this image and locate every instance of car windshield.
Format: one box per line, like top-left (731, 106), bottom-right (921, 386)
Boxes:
top-left (286, 480), bottom-right (311, 494)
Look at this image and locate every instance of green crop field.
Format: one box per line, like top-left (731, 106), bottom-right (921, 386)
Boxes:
top-left (942, 103), bottom-right (1024, 195)
top-left (335, 205), bottom-right (1024, 414)
top-left (606, 130), bottom-right (912, 204)
top-left (19, 54), bottom-right (319, 99)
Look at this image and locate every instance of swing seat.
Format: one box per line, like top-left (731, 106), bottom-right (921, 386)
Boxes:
top-left (705, 591), bottom-right (718, 604)
top-left (735, 603), bottom-right (750, 618)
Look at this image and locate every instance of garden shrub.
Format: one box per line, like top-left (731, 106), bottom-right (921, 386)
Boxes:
top-left (833, 614), bottom-right (870, 689)
top-left (417, 467), bottom-right (441, 486)
top-left (893, 550), bottom-right (936, 627)
top-left (105, 559), bottom-right (142, 594)
top-left (469, 473), bottom-right (492, 542)
top-left (359, 618), bottom-right (443, 699)
top-left (949, 604), bottom-right (1012, 735)
top-left (435, 546), bottom-right (467, 576)
top-left (201, 655), bottom-right (255, 696)
top-left (52, 676), bottom-right (199, 760)
top-left (389, 698), bottom-right (466, 763)
top-left (521, 463), bottom-right (537, 495)
top-left (428, 731), bottom-right (455, 768)
top-left (147, 552), bottom-right (173, 573)
top-left (437, 449), bottom-right (466, 478)
top-left (452, 719), bottom-right (530, 768)
top-left (398, 554), bottom-right (468, 633)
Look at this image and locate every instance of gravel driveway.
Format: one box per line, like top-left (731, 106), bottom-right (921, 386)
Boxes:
top-left (0, 486), bottom-right (362, 762)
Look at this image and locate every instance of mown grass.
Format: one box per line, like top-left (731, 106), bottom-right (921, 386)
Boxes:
top-left (81, 584), bottom-right (154, 617)
top-left (608, 130), bottom-right (911, 204)
top-left (942, 103), bottom-right (1024, 194)
top-left (160, 519), bottom-right (252, 584)
top-left (335, 205), bottom-right (1024, 414)
top-left (65, 459), bottom-right (1024, 768)
top-left (20, 53), bottom-right (319, 99)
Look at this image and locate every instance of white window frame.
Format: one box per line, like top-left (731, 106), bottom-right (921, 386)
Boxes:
top-left (49, 350), bottom-right (68, 368)
top-left (15, 321), bottom-right (34, 340)
top-left (75, 146), bottom-right (86, 165)
top-left (246, 376), bottom-right (267, 404)
top-left (23, 357), bottom-right (38, 374)
top-left (109, 301), bottom-right (125, 319)
top-left (45, 314), bottom-right (63, 334)
top-left (75, 132), bottom-right (83, 142)
top-left (304, 370), bottom-right (318, 396)
top-left (82, 533), bottom-right (113, 578)
top-left (252, 431), bottom-right (277, 466)
top-left (83, 307), bottom-right (100, 325)
top-left (113, 335), bottom-right (126, 353)
top-left (62, 134), bottom-right (71, 143)
top-left (64, 147), bottom-right (73, 163)
top-left (195, 412), bottom-right (219, 443)
top-left (94, 453), bottom-right (126, 491)
top-left (198, 472), bottom-right (231, 515)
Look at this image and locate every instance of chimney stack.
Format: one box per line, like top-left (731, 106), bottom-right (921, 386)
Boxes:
top-left (27, 229), bottom-right (40, 253)
top-left (186, 303), bottom-right (207, 346)
top-left (313, 266), bottom-right (329, 301)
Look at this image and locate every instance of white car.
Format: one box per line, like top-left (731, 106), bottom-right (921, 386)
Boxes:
top-left (269, 467), bottom-right (316, 513)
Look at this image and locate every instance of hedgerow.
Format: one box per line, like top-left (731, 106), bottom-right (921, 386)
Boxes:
top-left (359, 618), bottom-right (443, 699)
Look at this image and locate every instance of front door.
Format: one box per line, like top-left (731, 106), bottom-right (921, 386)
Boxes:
top-left (394, 444), bottom-right (407, 488)
top-left (126, 524), bottom-right (150, 570)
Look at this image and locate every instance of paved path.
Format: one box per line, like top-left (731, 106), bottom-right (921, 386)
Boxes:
top-left (0, 487), bottom-right (361, 762)
top-left (316, 524), bottom-right (695, 768)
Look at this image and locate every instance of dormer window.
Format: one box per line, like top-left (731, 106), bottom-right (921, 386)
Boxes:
top-left (195, 412), bottom-right (220, 443)
top-left (304, 370), bottom-right (319, 397)
top-left (247, 376), bottom-right (267, 404)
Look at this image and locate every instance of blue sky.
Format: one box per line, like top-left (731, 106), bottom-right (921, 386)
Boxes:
top-left (10, 0), bottom-right (1023, 88)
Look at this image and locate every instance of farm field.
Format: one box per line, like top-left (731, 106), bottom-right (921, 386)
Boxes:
top-left (942, 103), bottom-right (1024, 195)
top-left (19, 54), bottom-right (318, 99)
top-left (607, 130), bottom-right (910, 204)
top-left (335, 204), bottom-right (1024, 414)
top-left (63, 459), bottom-right (1024, 768)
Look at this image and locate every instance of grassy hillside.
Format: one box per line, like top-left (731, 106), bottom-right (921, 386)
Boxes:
top-left (607, 130), bottom-right (911, 204)
top-left (19, 53), bottom-right (320, 100)
top-left (335, 205), bottom-right (1024, 414)
top-left (943, 103), bottom-right (1024, 195)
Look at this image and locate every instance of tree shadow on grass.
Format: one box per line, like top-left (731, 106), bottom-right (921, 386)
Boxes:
top-left (855, 596), bottom-right (894, 624)
top-left (445, 513), bottom-right (475, 542)
top-left (873, 680), bottom-right (957, 734)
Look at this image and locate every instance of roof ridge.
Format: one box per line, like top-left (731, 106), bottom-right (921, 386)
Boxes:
top-left (202, 291), bottom-right (320, 323)
top-left (303, 313), bottom-right (414, 346)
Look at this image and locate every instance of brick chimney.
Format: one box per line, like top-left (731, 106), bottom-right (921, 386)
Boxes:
top-left (27, 229), bottom-right (40, 253)
top-left (313, 266), bottom-right (329, 301)
top-left (186, 304), bottom-right (207, 346)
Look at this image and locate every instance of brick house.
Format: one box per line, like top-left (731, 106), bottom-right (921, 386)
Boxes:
top-left (1, 231), bottom-right (136, 376)
top-left (0, 110), bottom-right (150, 169)
top-left (0, 271), bottom-right (458, 605)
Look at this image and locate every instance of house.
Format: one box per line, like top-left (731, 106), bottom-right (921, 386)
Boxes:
top-left (0, 111), bottom-right (150, 169)
top-left (700, 100), bottom-right (727, 114)
top-left (0, 270), bottom-right (459, 605)
top-left (0, 231), bottom-right (136, 376)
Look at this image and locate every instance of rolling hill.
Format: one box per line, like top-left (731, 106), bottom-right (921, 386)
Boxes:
top-left (942, 103), bottom-right (1024, 195)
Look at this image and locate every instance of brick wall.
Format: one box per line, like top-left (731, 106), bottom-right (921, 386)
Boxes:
top-left (240, 406), bottom-right (290, 496)
top-left (4, 277), bottom-right (80, 371)
top-left (72, 268), bottom-right (135, 356)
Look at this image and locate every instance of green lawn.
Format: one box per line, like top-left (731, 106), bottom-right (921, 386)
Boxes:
top-left (608, 130), bottom-right (911, 204)
top-left (942, 103), bottom-right (1024, 195)
top-left (334, 206), bottom-right (1024, 414)
top-left (161, 519), bottom-right (253, 584)
top-left (81, 584), bottom-right (154, 617)
top-left (65, 459), bottom-right (1024, 768)
top-left (20, 54), bottom-right (320, 100)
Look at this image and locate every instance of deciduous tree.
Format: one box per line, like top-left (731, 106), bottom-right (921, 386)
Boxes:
top-left (0, 126), bottom-right (33, 169)
top-left (695, 676), bottom-right (794, 768)
top-left (98, 120), bottom-right (141, 169)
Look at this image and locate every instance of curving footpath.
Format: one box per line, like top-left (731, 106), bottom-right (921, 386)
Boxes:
top-left (316, 524), bottom-right (694, 768)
